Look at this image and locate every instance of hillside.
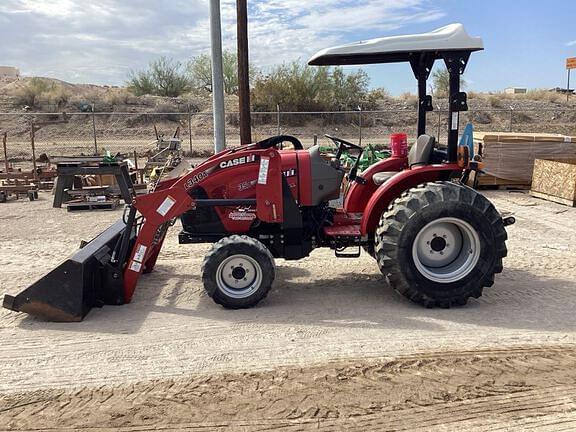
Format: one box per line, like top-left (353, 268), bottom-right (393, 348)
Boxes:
top-left (1, 76), bottom-right (575, 156)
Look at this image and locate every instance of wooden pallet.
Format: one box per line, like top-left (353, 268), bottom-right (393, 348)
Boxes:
top-left (66, 200), bottom-right (118, 212)
top-left (469, 172), bottom-right (530, 190)
top-left (531, 191), bottom-right (575, 207)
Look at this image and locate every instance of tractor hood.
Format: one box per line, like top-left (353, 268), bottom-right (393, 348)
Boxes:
top-left (308, 23), bottom-right (483, 66)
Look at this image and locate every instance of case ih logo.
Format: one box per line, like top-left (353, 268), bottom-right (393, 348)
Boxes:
top-left (219, 155), bottom-right (257, 169)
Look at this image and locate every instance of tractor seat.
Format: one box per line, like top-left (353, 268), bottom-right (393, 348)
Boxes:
top-left (409, 134), bottom-right (436, 167)
top-left (372, 171), bottom-right (397, 186)
top-left (372, 135), bottom-right (436, 186)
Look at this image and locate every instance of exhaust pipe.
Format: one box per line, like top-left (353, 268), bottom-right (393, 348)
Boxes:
top-left (3, 219), bottom-right (135, 322)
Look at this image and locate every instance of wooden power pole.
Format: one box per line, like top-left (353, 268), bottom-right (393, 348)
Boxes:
top-left (236, 0), bottom-right (252, 144)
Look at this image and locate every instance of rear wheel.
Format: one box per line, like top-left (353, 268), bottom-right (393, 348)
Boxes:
top-left (375, 181), bottom-right (507, 308)
top-left (202, 235), bottom-right (275, 309)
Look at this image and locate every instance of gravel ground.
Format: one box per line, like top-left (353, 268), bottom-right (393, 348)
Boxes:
top-left (1, 189), bottom-right (575, 430)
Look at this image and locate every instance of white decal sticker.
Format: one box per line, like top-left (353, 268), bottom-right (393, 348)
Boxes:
top-left (283, 168), bottom-right (296, 177)
top-left (238, 179), bottom-right (257, 192)
top-left (129, 261), bottom-right (142, 272)
top-left (185, 171), bottom-right (208, 190)
top-left (564, 136), bottom-right (572, 143)
top-left (157, 196), bottom-right (176, 216)
top-left (219, 155), bottom-right (257, 169)
top-left (451, 112), bottom-right (459, 130)
top-left (258, 157), bottom-right (270, 185)
top-left (133, 244), bottom-right (147, 263)
top-left (229, 210), bottom-right (257, 221)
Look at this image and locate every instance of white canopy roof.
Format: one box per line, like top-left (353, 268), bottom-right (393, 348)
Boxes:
top-left (308, 23), bottom-right (483, 66)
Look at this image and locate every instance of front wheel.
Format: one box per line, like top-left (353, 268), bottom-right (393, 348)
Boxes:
top-left (202, 235), bottom-right (275, 309)
top-left (375, 181), bottom-right (508, 308)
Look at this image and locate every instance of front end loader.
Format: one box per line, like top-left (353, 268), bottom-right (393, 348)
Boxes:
top-left (3, 24), bottom-right (515, 321)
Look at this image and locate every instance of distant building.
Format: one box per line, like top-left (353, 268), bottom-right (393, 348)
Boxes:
top-left (505, 87), bottom-right (527, 94)
top-left (0, 66), bottom-right (19, 78)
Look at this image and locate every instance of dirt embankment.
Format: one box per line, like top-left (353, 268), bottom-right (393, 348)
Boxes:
top-left (1, 77), bottom-right (576, 148)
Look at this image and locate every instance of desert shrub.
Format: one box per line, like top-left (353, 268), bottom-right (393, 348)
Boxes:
top-left (546, 92), bottom-right (561, 103)
top-left (400, 92), bottom-right (419, 108)
top-left (127, 57), bottom-right (190, 97)
top-left (514, 112), bottom-right (532, 122)
top-left (14, 78), bottom-right (55, 107)
top-left (488, 95), bottom-right (505, 108)
top-left (43, 85), bottom-right (70, 108)
top-left (154, 103), bottom-right (184, 122)
top-left (104, 89), bottom-right (132, 106)
top-left (470, 110), bottom-right (492, 124)
top-left (251, 61), bottom-right (373, 115)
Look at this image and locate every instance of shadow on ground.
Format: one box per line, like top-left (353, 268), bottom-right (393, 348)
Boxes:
top-left (14, 262), bottom-right (576, 336)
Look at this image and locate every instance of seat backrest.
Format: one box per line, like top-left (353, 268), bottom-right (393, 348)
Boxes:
top-left (408, 134), bottom-right (435, 167)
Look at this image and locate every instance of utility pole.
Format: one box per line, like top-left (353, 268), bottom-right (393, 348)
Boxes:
top-left (209, 0), bottom-right (226, 152)
top-left (236, 0), bottom-right (252, 144)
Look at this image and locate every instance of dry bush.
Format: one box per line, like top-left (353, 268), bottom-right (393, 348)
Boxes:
top-left (104, 89), bottom-right (133, 106)
top-left (488, 95), bottom-right (505, 108)
top-left (400, 92), bottom-right (419, 108)
top-left (514, 112), bottom-right (533, 123)
top-left (470, 110), bottom-right (493, 124)
top-left (43, 86), bottom-right (70, 108)
top-left (13, 78), bottom-right (54, 107)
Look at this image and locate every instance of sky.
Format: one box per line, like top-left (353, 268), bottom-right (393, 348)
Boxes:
top-left (0, 0), bottom-right (575, 95)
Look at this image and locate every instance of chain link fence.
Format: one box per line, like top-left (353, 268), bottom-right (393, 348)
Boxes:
top-left (1, 108), bottom-right (576, 168)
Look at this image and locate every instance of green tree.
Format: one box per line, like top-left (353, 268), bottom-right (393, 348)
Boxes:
top-left (127, 57), bottom-right (190, 97)
top-left (251, 61), bottom-right (372, 112)
top-left (187, 50), bottom-right (256, 94)
top-left (432, 66), bottom-right (466, 97)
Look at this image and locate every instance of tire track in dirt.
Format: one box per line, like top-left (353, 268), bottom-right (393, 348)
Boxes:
top-left (3, 346), bottom-right (576, 431)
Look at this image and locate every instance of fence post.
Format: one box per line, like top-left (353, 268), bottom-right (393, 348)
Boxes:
top-left (437, 107), bottom-right (442, 144)
top-left (313, 134), bottom-right (318, 147)
top-left (358, 105), bottom-right (363, 146)
top-left (30, 122), bottom-right (38, 179)
top-left (188, 104), bottom-right (193, 155)
top-left (276, 104), bottom-right (281, 136)
top-left (91, 104), bottom-right (98, 155)
top-left (509, 107), bottom-right (514, 132)
top-left (2, 131), bottom-right (8, 174)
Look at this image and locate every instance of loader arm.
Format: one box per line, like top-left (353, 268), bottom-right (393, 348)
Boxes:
top-left (122, 147), bottom-right (283, 303)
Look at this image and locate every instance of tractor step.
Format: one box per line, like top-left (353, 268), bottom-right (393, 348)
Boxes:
top-left (323, 224), bottom-right (361, 238)
top-left (324, 224), bottom-right (363, 258)
top-left (66, 200), bottom-right (118, 212)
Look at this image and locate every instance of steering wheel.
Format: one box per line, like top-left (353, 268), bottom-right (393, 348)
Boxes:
top-left (324, 134), bottom-right (365, 184)
top-left (256, 135), bottom-right (304, 150)
top-left (325, 134), bottom-right (362, 155)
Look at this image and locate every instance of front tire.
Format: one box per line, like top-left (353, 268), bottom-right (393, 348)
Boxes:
top-left (202, 235), bottom-right (275, 309)
top-left (375, 181), bottom-right (507, 308)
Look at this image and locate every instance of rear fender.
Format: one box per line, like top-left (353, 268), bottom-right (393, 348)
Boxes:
top-left (343, 156), bottom-right (407, 213)
top-left (360, 164), bottom-right (460, 236)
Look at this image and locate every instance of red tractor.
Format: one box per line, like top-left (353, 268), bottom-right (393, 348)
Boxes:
top-left (4, 24), bottom-right (514, 321)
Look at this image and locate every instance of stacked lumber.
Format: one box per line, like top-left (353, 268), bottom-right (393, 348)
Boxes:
top-left (473, 132), bottom-right (576, 187)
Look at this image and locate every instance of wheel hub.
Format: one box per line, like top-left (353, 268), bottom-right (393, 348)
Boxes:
top-left (216, 254), bottom-right (263, 298)
top-left (412, 217), bottom-right (480, 284)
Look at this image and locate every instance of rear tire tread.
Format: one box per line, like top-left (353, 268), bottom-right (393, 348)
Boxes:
top-left (375, 181), bottom-right (508, 308)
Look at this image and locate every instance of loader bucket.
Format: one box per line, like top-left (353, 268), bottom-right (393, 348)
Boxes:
top-left (3, 220), bottom-right (132, 322)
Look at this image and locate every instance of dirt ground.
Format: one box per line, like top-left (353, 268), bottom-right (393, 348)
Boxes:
top-left (1, 190), bottom-right (576, 430)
